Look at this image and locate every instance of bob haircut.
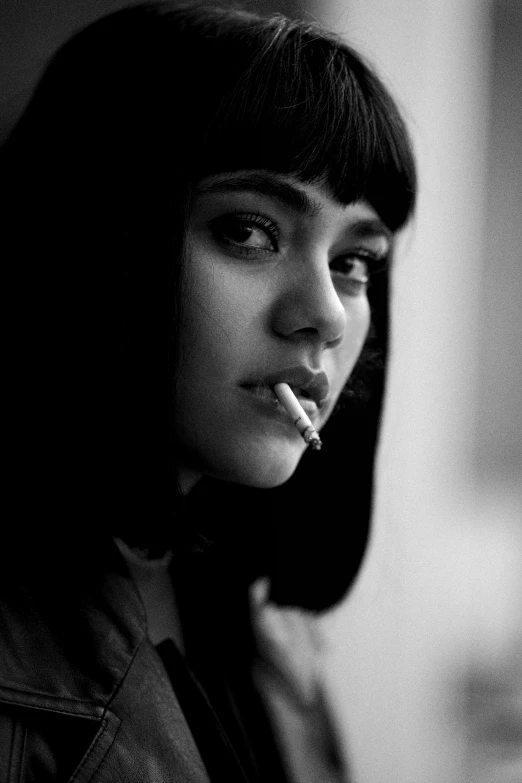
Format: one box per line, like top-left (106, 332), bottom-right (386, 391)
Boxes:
top-left (2, 2), bottom-right (416, 607)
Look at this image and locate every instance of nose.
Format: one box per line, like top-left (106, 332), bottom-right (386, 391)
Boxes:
top-left (271, 256), bottom-right (347, 347)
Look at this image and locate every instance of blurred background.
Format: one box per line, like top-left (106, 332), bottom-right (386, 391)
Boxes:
top-left (1, 1), bottom-right (521, 781)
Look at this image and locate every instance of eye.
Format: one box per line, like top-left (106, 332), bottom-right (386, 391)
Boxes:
top-left (211, 213), bottom-right (279, 256)
top-left (330, 250), bottom-right (387, 296)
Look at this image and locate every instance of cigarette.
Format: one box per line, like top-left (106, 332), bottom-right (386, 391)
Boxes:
top-left (273, 382), bottom-right (322, 451)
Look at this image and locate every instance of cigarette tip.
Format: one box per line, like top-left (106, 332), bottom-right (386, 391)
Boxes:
top-left (303, 427), bottom-right (322, 451)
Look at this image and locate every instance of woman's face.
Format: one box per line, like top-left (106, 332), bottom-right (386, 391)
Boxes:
top-left (175, 171), bottom-right (391, 489)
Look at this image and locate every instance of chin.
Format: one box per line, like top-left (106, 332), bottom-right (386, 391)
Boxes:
top-left (231, 462), bottom-right (297, 489)
top-left (204, 437), bottom-right (305, 489)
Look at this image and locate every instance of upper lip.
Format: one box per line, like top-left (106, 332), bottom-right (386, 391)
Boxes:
top-left (243, 366), bottom-right (330, 407)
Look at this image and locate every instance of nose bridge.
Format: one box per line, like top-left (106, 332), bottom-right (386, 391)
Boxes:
top-left (273, 251), bottom-right (346, 345)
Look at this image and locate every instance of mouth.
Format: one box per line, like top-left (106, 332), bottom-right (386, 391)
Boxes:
top-left (241, 384), bottom-right (320, 419)
top-left (240, 366), bottom-right (330, 411)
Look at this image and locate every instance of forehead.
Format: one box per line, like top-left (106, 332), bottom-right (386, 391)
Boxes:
top-left (194, 170), bottom-right (393, 239)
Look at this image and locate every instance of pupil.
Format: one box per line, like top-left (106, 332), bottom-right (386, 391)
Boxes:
top-left (232, 225), bottom-right (253, 242)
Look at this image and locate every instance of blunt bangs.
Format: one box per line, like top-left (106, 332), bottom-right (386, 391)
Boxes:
top-left (25, 4), bottom-right (415, 233)
top-left (178, 9), bottom-right (416, 232)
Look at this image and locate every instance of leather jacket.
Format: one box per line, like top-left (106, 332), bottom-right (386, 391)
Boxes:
top-left (0, 538), bottom-right (216, 782)
top-left (0, 536), bottom-right (349, 783)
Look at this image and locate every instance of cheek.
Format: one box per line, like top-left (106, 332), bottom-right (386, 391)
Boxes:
top-left (334, 300), bottom-right (371, 383)
top-left (178, 250), bottom-right (263, 373)
top-left (346, 298), bottom-right (371, 357)
top-left (357, 301), bottom-right (372, 352)
top-left (180, 253), bottom-right (229, 353)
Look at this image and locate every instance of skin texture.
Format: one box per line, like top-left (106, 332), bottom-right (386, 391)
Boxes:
top-left (175, 171), bottom-right (391, 490)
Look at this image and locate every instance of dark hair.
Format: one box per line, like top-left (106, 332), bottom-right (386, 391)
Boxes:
top-left (2, 2), bottom-right (415, 608)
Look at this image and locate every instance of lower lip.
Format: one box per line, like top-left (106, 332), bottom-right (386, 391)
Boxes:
top-left (240, 384), bottom-right (319, 417)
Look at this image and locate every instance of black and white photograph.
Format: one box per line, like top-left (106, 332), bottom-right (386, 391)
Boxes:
top-left (1, 1), bottom-right (521, 781)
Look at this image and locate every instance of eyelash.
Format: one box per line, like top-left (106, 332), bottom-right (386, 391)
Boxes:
top-left (210, 211), bottom-right (388, 290)
top-left (211, 212), bottom-right (279, 256)
top-left (331, 250), bottom-right (387, 294)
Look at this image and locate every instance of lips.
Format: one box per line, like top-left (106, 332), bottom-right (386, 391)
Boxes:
top-left (241, 366), bottom-right (330, 408)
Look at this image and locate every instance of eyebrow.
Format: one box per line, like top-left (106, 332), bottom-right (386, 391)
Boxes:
top-left (195, 173), bottom-right (321, 218)
top-left (195, 171), bottom-right (393, 244)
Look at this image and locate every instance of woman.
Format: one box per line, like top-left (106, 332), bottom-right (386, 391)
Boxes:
top-left (0, 3), bottom-right (416, 781)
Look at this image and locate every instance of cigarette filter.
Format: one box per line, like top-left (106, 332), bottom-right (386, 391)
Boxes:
top-left (273, 382), bottom-right (322, 451)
